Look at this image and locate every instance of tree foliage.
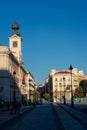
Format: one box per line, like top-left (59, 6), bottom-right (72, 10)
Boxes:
top-left (43, 93), bottom-right (50, 100)
top-left (74, 86), bottom-right (84, 98)
top-left (66, 85), bottom-right (71, 91)
top-left (33, 90), bottom-right (40, 101)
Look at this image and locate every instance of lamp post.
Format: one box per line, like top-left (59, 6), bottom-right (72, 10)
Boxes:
top-left (29, 79), bottom-right (33, 100)
top-left (10, 74), bottom-right (11, 104)
top-left (69, 65), bottom-right (74, 107)
top-left (59, 83), bottom-right (62, 102)
top-left (13, 71), bottom-right (16, 105)
top-left (63, 77), bottom-right (66, 104)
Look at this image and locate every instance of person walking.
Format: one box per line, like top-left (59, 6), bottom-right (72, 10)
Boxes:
top-left (14, 102), bottom-right (18, 114)
top-left (17, 102), bottom-right (21, 114)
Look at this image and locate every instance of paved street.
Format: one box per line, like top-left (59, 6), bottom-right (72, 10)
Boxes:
top-left (0, 103), bottom-right (87, 130)
top-left (0, 103), bottom-right (64, 130)
top-left (0, 105), bottom-right (34, 125)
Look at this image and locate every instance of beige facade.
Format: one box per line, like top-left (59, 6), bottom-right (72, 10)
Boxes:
top-left (48, 68), bottom-right (86, 102)
top-left (28, 71), bottom-right (35, 102)
top-left (0, 23), bottom-right (35, 103)
top-left (9, 34), bottom-right (22, 63)
top-left (0, 45), bottom-right (21, 102)
top-left (52, 71), bottom-right (78, 102)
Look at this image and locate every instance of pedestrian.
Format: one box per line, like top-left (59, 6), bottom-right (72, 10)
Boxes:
top-left (40, 99), bottom-right (42, 104)
top-left (18, 102), bottom-right (21, 114)
top-left (14, 102), bottom-right (18, 114)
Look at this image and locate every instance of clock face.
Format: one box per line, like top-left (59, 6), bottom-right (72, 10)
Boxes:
top-left (13, 41), bottom-right (17, 47)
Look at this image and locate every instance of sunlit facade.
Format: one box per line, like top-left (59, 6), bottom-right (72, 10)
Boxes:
top-left (48, 68), bottom-right (87, 102)
top-left (0, 23), bottom-right (35, 103)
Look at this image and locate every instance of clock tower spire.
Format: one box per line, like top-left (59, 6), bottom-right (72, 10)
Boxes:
top-left (9, 22), bottom-right (23, 64)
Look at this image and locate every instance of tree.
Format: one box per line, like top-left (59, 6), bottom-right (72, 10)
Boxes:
top-left (66, 85), bottom-right (71, 91)
top-left (33, 90), bottom-right (40, 101)
top-left (74, 86), bottom-right (84, 98)
top-left (43, 93), bottom-right (50, 100)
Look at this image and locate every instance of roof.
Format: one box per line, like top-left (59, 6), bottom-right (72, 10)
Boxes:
top-left (55, 70), bottom-right (70, 75)
top-left (9, 33), bottom-right (22, 37)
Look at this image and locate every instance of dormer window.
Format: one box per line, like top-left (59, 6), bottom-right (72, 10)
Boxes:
top-left (13, 41), bottom-right (17, 47)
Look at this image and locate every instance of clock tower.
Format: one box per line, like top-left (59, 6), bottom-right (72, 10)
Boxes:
top-left (9, 23), bottom-right (23, 63)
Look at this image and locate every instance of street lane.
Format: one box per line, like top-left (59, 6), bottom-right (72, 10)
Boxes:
top-left (0, 103), bottom-right (64, 130)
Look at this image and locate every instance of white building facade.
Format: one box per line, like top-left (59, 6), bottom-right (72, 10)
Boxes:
top-left (0, 23), bottom-right (35, 103)
top-left (48, 68), bottom-right (86, 102)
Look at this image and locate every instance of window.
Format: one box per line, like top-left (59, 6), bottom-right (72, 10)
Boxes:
top-left (13, 41), bottom-right (17, 47)
top-left (60, 78), bottom-right (62, 81)
top-left (55, 78), bottom-right (57, 81)
top-left (55, 85), bottom-right (58, 87)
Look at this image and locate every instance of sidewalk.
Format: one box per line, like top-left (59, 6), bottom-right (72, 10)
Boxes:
top-left (54, 103), bottom-right (87, 130)
top-left (0, 105), bottom-right (34, 126)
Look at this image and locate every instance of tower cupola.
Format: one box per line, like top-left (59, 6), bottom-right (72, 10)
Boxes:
top-left (12, 22), bottom-right (20, 30)
top-left (9, 22), bottom-right (23, 63)
top-left (12, 22), bottom-right (21, 35)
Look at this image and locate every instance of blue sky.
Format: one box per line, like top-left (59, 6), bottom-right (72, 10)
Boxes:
top-left (0, 0), bottom-right (87, 85)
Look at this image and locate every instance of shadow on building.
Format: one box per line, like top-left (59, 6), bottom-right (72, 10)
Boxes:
top-left (80, 80), bottom-right (87, 96)
top-left (0, 70), bottom-right (21, 105)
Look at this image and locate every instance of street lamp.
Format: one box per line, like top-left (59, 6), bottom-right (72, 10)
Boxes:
top-left (59, 82), bottom-right (62, 102)
top-left (10, 74), bottom-right (11, 104)
top-left (63, 77), bottom-right (66, 104)
top-left (13, 71), bottom-right (16, 105)
top-left (29, 79), bottom-right (33, 100)
top-left (69, 65), bottom-right (74, 107)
